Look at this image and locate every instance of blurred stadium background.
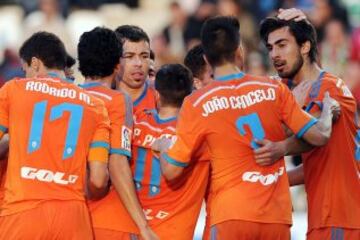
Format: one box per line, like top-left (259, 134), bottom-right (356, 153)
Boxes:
top-left (0, 0), bottom-right (359, 239)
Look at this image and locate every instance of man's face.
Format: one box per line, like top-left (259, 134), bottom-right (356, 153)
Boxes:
top-left (119, 40), bottom-right (150, 89)
top-left (266, 27), bottom-right (303, 79)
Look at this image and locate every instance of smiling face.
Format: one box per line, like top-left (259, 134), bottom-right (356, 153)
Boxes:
top-left (266, 27), bottom-right (304, 79)
top-left (119, 40), bottom-right (150, 89)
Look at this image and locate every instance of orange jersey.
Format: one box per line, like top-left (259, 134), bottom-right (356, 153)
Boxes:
top-left (166, 72), bottom-right (317, 226)
top-left (132, 109), bottom-right (209, 239)
top-left (298, 72), bottom-right (360, 231)
top-left (132, 81), bottom-right (156, 114)
top-left (80, 82), bottom-right (139, 233)
top-left (0, 76), bottom-right (110, 216)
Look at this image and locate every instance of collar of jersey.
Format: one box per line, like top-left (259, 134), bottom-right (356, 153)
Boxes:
top-left (150, 109), bottom-right (177, 124)
top-left (287, 70), bottom-right (326, 90)
top-left (134, 80), bottom-right (149, 106)
top-left (47, 72), bottom-right (73, 83)
top-left (79, 82), bottom-right (103, 89)
top-left (215, 72), bottom-right (245, 81)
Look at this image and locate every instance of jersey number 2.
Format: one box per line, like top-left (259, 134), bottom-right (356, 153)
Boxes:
top-left (27, 101), bottom-right (83, 160)
top-left (236, 113), bottom-right (265, 149)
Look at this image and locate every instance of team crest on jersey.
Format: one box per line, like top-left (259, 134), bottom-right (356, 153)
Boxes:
top-left (121, 126), bottom-right (132, 152)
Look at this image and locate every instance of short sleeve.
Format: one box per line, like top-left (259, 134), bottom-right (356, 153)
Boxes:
top-left (306, 77), bottom-right (353, 115)
top-left (88, 103), bottom-right (111, 163)
top-left (0, 81), bottom-right (11, 133)
top-left (164, 97), bottom-right (205, 167)
top-left (108, 93), bottom-right (133, 158)
top-left (278, 83), bottom-right (318, 138)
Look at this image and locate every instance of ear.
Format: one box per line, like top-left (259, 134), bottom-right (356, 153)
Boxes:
top-left (193, 77), bottom-right (202, 90)
top-left (114, 63), bottom-right (121, 74)
top-left (234, 43), bottom-right (245, 70)
top-left (203, 55), bottom-right (211, 68)
top-left (154, 89), bottom-right (161, 103)
top-left (30, 57), bottom-right (40, 72)
top-left (301, 41), bottom-right (311, 57)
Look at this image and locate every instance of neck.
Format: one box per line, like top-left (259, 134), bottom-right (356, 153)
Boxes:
top-left (46, 69), bottom-right (65, 78)
top-left (213, 63), bottom-right (243, 79)
top-left (119, 80), bottom-right (146, 102)
top-left (292, 60), bottom-right (322, 86)
top-left (84, 75), bottom-right (113, 88)
top-left (157, 104), bottom-right (179, 119)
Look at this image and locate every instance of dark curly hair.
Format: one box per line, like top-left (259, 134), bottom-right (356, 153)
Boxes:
top-left (78, 27), bottom-right (121, 78)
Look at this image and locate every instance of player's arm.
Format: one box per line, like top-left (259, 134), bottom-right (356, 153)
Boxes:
top-left (0, 82), bottom-right (10, 143)
top-left (109, 155), bottom-right (158, 240)
top-left (155, 99), bottom-right (203, 181)
top-left (87, 105), bottom-right (111, 200)
top-left (108, 97), bottom-right (158, 240)
top-left (254, 92), bottom-right (338, 166)
top-left (153, 137), bottom-right (184, 181)
top-left (0, 134), bottom-right (8, 160)
top-left (288, 164), bottom-right (304, 186)
top-left (300, 91), bottom-right (338, 146)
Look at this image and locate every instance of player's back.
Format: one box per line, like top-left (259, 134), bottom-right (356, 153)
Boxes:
top-left (0, 76), bottom-right (109, 216)
top-left (301, 72), bottom-right (360, 230)
top-left (132, 109), bottom-right (209, 239)
top-left (81, 82), bottom-right (140, 234)
top-left (182, 72), bottom-right (316, 226)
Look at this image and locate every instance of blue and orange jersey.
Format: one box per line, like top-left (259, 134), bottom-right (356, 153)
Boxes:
top-left (80, 82), bottom-right (139, 233)
top-left (295, 72), bottom-right (360, 231)
top-left (0, 76), bottom-right (110, 216)
top-left (132, 81), bottom-right (156, 114)
top-left (166, 72), bottom-right (318, 226)
top-left (131, 109), bottom-right (209, 239)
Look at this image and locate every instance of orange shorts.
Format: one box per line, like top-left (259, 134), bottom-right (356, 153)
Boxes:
top-left (0, 200), bottom-right (92, 240)
top-left (93, 228), bottom-right (139, 240)
top-left (307, 227), bottom-right (360, 240)
top-left (210, 220), bottom-right (290, 240)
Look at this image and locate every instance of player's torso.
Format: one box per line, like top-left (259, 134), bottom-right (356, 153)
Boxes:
top-left (299, 73), bottom-right (360, 229)
top-left (131, 109), bottom-right (209, 234)
top-left (190, 74), bottom-right (292, 225)
top-left (2, 77), bottom-right (104, 215)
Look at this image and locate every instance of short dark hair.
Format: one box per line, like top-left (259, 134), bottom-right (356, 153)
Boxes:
top-left (259, 17), bottom-right (318, 63)
top-left (155, 64), bottom-right (193, 107)
top-left (201, 16), bottom-right (240, 67)
top-left (78, 27), bottom-right (121, 78)
top-left (66, 54), bottom-right (76, 68)
top-left (184, 44), bottom-right (206, 78)
top-left (19, 31), bottom-right (67, 70)
top-left (114, 25), bottom-right (150, 44)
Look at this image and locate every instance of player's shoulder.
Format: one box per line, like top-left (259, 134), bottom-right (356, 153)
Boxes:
top-left (321, 72), bottom-right (342, 87)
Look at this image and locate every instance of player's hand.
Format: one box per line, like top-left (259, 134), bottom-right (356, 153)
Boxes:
top-left (322, 91), bottom-right (341, 121)
top-left (277, 8), bottom-right (307, 22)
top-left (139, 226), bottom-right (159, 240)
top-left (253, 139), bottom-right (286, 166)
top-left (151, 137), bottom-right (172, 153)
